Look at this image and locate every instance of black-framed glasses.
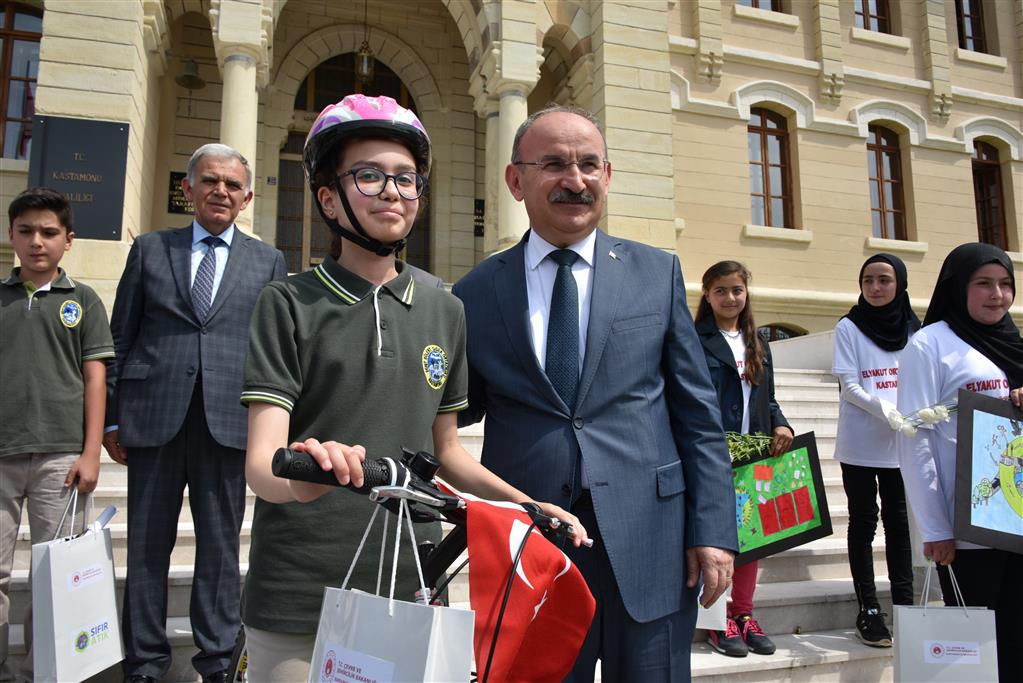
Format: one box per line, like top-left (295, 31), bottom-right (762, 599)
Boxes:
top-left (338, 167), bottom-right (427, 200)
top-left (512, 156), bottom-right (607, 179)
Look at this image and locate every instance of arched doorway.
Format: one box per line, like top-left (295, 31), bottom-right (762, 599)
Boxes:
top-left (275, 54), bottom-right (430, 272)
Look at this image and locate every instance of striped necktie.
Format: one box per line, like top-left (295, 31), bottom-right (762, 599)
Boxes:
top-left (191, 235), bottom-right (223, 320)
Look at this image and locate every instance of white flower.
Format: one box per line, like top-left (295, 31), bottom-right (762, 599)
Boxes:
top-left (888, 412), bottom-right (906, 431)
top-left (933, 405), bottom-right (950, 422)
top-left (917, 407), bottom-right (936, 423)
top-left (900, 423), bottom-right (919, 437)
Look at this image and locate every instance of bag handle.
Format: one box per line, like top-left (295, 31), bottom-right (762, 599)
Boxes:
top-left (921, 561), bottom-right (968, 616)
top-left (51, 487), bottom-right (93, 541)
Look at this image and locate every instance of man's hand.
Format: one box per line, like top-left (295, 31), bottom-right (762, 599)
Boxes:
top-left (1010, 387), bottom-right (1021, 409)
top-left (102, 430), bottom-right (128, 465)
top-left (686, 545), bottom-right (734, 608)
top-left (65, 450), bottom-right (100, 493)
top-left (924, 539), bottom-right (956, 566)
top-left (288, 438), bottom-right (366, 503)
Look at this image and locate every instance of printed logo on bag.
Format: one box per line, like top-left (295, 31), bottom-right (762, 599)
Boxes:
top-left (421, 344), bottom-right (449, 390)
top-left (923, 640), bottom-right (981, 665)
top-left (71, 621), bottom-right (111, 655)
top-left (67, 564), bottom-right (104, 591)
top-left (60, 300), bottom-right (83, 328)
top-left (320, 650), bottom-right (336, 682)
top-left (319, 643), bottom-right (395, 683)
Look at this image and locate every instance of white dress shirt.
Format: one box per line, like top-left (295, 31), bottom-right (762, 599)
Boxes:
top-left (524, 229), bottom-right (596, 374)
top-left (190, 221), bottom-right (235, 301)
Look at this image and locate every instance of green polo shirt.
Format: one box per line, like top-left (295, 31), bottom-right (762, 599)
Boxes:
top-left (0, 268), bottom-right (114, 457)
top-left (241, 258), bottom-right (468, 633)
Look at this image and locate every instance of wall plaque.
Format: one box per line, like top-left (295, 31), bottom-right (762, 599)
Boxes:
top-left (27, 115), bottom-right (129, 241)
top-left (168, 172), bottom-right (194, 215)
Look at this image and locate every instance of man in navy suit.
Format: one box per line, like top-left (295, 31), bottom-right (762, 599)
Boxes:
top-left (104, 144), bottom-right (286, 682)
top-left (453, 106), bottom-right (737, 681)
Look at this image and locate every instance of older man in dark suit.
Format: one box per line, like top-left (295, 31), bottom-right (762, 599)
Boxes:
top-left (104, 144), bottom-right (286, 683)
top-left (453, 106), bottom-right (737, 682)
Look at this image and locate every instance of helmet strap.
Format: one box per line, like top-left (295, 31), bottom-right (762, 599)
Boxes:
top-left (323, 180), bottom-right (407, 258)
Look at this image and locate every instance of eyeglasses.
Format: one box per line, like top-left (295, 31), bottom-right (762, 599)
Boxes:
top-left (513, 157), bottom-right (607, 179)
top-left (338, 168), bottom-right (427, 200)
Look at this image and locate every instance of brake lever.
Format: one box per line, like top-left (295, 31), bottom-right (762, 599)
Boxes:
top-left (369, 485), bottom-right (449, 508)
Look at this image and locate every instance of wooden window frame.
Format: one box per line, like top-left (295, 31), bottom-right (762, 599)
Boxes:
top-left (739, 0), bottom-right (785, 11)
top-left (866, 124), bottom-right (906, 241)
top-left (854, 0), bottom-right (891, 34)
top-left (955, 0), bottom-right (988, 54)
top-left (0, 2), bottom-right (42, 160)
top-left (747, 107), bottom-right (793, 229)
top-left (972, 141), bottom-right (1007, 250)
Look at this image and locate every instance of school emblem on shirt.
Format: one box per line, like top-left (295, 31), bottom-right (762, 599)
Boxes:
top-left (422, 344), bottom-right (449, 390)
top-left (60, 300), bottom-right (82, 328)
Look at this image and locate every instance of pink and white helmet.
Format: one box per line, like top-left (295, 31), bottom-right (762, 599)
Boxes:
top-left (303, 94), bottom-right (431, 187)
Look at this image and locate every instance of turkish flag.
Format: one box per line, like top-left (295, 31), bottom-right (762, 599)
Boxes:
top-left (439, 484), bottom-right (595, 683)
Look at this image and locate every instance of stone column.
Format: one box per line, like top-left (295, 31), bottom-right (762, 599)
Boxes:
top-left (483, 102), bottom-right (501, 255)
top-left (496, 84), bottom-right (531, 250)
top-left (218, 48), bottom-right (259, 230)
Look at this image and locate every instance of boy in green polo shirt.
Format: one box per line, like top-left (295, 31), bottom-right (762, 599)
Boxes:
top-left (239, 95), bottom-right (587, 681)
top-left (0, 187), bottom-right (114, 681)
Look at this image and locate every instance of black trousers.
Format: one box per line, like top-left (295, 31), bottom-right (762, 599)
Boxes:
top-left (121, 382), bottom-right (246, 678)
top-left (840, 463), bottom-right (914, 609)
top-left (937, 548), bottom-right (1022, 683)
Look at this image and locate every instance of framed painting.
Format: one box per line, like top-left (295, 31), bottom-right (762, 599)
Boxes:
top-left (731, 432), bottom-right (832, 566)
top-left (954, 389), bottom-right (1023, 554)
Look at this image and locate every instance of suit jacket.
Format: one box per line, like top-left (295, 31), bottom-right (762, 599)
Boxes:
top-left (695, 316), bottom-right (791, 436)
top-left (107, 226), bottom-right (287, 450)
top-left (453, 229), bottom-right (737, 623)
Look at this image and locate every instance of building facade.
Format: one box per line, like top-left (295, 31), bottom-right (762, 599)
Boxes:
top-left (1, 0), bottom-right (1020, 332)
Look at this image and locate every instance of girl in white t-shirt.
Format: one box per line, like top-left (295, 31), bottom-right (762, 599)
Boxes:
top-left (695, 261), bottom-right (793, 658)
top-left (897, 243), bottom-right (1022, 683)
top-left (832, 253), bottom-right (920, 648)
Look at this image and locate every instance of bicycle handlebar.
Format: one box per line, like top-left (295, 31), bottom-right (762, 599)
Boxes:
top-left (271, 447), bottom-right (405, 494)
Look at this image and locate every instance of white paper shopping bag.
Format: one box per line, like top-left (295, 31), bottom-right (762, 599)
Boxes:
top-left (893, 564), bottom-right (997, 682)
top-left (31, 493), bottom-right (123, 682)
top-left (308, 499), bottom-right (474, 683)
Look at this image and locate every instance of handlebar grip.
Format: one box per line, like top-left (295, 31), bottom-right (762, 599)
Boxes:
top-left (271, 448), bottom-right (400, 494)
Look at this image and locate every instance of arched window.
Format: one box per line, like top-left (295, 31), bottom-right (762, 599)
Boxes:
top-left (1, 2), bottom-right (41, 160)
top-left (866, 125), bottom-right (905, 240)
top-left (747, 108), bottom-right (792, 228)
top-left (972, 140), bottom-right (1006, 250)
top-left (758, 324), bottom-right (805, 342)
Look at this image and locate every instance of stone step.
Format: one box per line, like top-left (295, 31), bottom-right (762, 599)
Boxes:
top-left (12, 521), bottom-right (254, 571)
top-left (757, 537), bottom-right (889, 583)
top-left (691, 628), bottom-right (893, 682)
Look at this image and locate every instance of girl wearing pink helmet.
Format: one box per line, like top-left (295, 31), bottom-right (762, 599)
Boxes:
top-left (240, 95), bottom-right (588, 680)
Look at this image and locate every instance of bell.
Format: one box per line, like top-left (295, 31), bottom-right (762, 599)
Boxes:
top-left (175, 60), bottom-right (206, 91)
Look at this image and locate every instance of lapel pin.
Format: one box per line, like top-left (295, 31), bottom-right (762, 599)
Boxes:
top-left (609, 250), bottom-right (618, 260)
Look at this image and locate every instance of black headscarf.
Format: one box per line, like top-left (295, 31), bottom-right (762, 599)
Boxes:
top-left (843, 253), bottom-right (921, 351)
top-left (924, 243), bottom-right (1023, 388)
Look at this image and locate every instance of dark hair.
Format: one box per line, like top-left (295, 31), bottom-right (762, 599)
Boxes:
top-left (8, 187), bottom-right (73, 233)
top-left (695, 260), bottom-right (766, 386)
top-left (510, 103), bottom-right (608, 163)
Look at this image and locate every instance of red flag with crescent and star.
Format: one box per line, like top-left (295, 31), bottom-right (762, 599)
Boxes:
top-left (439, 485), bottom-right (595, 683)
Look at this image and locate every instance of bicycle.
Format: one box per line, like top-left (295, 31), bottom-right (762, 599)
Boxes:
top-left (227, 445), bottom-right (580, 682)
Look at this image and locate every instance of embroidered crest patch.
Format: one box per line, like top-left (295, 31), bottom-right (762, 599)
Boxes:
top-left (60, 300), bottom-right (82, 328)
top-left (422, 344), bottom-right (449, 390)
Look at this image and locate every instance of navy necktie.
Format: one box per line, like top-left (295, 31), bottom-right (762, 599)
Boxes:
top-left (545, 249), bottom-right (581, 408)
top-left (191, 236), bottom-right (223, 320)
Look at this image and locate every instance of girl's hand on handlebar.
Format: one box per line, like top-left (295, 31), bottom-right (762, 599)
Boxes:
top-left (288, 438), bottom-right (366, 501)
top-left (534, 502), bottom-right (590, 548)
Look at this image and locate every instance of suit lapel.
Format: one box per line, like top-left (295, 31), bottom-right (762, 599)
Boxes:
top-left (494, 234), bottom-right (567, 409)
top-left (169, 226), bottom-right (195, 315)
top-left (577, 230), bottom-right (627, 408)
top-left (206, 230), bottom-right (248, 320)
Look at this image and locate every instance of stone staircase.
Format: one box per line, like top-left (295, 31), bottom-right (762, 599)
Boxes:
top-left (7, 369), bottom-right (896, 681)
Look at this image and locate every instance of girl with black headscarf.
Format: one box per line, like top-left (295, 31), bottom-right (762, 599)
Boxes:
top-left (897, 243), bottom-right (1022, 682)
top-left (832, 253), bottom-right (920, 648)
